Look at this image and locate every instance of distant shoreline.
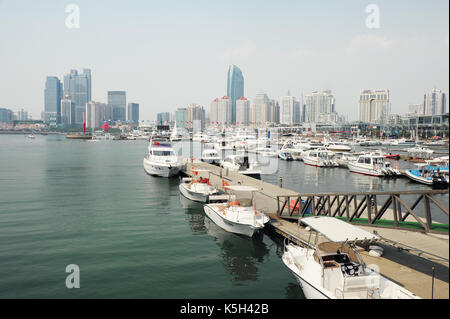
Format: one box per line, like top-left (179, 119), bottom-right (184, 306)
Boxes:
top-left (0, 131), bottom-right (66, 135)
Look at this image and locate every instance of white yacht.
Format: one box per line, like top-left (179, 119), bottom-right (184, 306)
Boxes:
top-left (201, 149), bottom-right (221, 165)
top-left (203, 185), bottom-right (270, 237)
top-left (255, 146), bottom-right (278, 158)
top-left (278, 140), bottom-right (295, 161)
top-left (347, 153), bottom-right (401, 177)
top-left (302, 149), bottom-right (339, 167)
top-left (324, 141), bottom-right (352, 152)
top-left (179, 172), bottom-right (221, 203)
top-left (220, 154), bottom-right (262, 179)
top-left (282, 216), bottom-right (420, 299)
top-left (143, 138), bottom-right (184, 177)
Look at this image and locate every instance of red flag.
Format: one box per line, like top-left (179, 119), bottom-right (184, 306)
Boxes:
top-left (222, 179), bottom-right (230, 190)
top-left (83, 121), bottom-right (86, 134)
top-left (153, 141), bottom-right (160, 145)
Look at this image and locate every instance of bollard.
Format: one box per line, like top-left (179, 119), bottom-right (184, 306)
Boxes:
top-left (279, 177), bottom-right (283, 188)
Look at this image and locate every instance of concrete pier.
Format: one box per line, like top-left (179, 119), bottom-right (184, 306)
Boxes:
top-left (183, 160), bottom-right (449, 299)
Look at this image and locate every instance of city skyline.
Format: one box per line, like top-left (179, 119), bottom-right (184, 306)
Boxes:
top-left (0, 0), bottom-right (448, 121)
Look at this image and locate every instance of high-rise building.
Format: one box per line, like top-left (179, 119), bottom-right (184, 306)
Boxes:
top-left (175, 108), bottom-right (187, 128)
top-left (128, 103), bottom-right (139, 123)
top-left (209, 98), bottom-right (219, 125)
top-left (250, 92), bottom-right (280, 126)
top-left (63, 69), bottom-right (92, 125)
top-left (358, 89), bottom-right (390, 123)
top-left (236, 97), bottom-right (250, 126)
top-left (108, 91), bottom-right (126, 122)
top-left (305, 90), bottom-right (336, 123)
top-left (156, 112), bottom-right (170, 124)
top-left (85, 101), bottom-right (112, 129)
top-left (280, 94), bottom-right (301, 125)
top-left (227, 65), bottom-right (244, 124)
top-left (0, 108), bottom-right (13, 123)
top-left (217, 96), bottom-right (232, 125)
top-left (424, 89), bottom-right (446, 115)
top-left (60, 92), bottom-right (75, 127)
top-left (44, 76), bottom-right (63, 125)
top-left (17, 109), bottom-right (29, 121)
top-left (187, 104), bottom-right (205, 131)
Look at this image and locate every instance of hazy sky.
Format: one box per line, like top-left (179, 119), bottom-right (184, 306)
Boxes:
top-left (0, 0), bottom-right (448, 121)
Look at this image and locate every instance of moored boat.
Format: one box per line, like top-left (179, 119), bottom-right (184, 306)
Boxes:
top-left (203, 185), bottom-right (270, 237)
top-left (282, 216), bottom-right (421, 299)
top-left (143, 138), bottom-right (184, 177)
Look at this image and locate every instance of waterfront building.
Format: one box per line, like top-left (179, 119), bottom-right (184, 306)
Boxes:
top-left (227, 64), bottom-right (244, 124)
top-left (212, 96), bottom-right (232, 125)
top-left (175, 108), bottom-right (187, 128)
top-left (236, 97), bottom-right (250, 126)
top-left (108, 91), bottom-right (126, 122)
top-left (63, 69), bottom-right (91, 125)
top-left (17, 109), bottom-right (29, 121)
top-left (60, 92), bottom-right (75, 127)
top-left (424, 88), bottom-right (446, 115)
top-left (44, 76), bottom-right (63, 125)
top-left (358, 89), bottom-right (390, 124)
top-left (187, 104), bottom-right (205, 131)
top-left (305, 90), bottom-right (336, 124)
top-left (85, 101), bottom-right (112, 129)
top-left (156, 112), bottom-right (170, 124)
top-left (128, 103), bottom-right (139, 124)
top-left (0, 108), bottom-right (13, 123)
top-left (250, 92), bottom-right (280, 126)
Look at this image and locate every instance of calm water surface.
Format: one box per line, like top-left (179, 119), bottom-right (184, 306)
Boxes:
top-left (0, 135), bottom-right (447, 298)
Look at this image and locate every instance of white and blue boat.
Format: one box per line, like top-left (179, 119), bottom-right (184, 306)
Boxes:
top-left (405, 164), bottom-right (449, 189)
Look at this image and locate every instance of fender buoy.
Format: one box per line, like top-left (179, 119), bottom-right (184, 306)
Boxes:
top-left (369, 250), bottom-right (382, 257)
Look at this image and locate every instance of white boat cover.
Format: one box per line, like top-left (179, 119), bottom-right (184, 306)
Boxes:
top-left (226, 185), bottom-right (259, 192)
top-left (301, 216), bottom-right (378, 242)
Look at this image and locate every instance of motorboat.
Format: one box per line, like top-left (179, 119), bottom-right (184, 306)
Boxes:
top-left (278, 140), bottom-right (295, 161)
top-left (324, 141), bottom-right (352, 152)
top-left (201, 149), bottom-right (221, 165)
top-left (302, 149), bottom-right (339, 167)
top-left (282, 216), bottom-right (420, 299)
top-left (333, 152), bottom-right (365, 168)
top-left (405, 164), bottom-right (449, 189)
top-left (203, 185), bottom-right (270, 237)
top-left (143, 138), bottom-right (184, 177)
top-left (347, 153), bottom-right (401, 177)
top-left (179, 171), bottom-right (221, 203)
top-left (220, 155), bottom-right (262, 179)
top-left (278, 151), bottom-right (294, 161)
top-left (27, 134), bottom-right (35, 139)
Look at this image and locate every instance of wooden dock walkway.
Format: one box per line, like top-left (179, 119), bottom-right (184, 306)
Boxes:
top-left (183, 161), bottom-right (449, 298)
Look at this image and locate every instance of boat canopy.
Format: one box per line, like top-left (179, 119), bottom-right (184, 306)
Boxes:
top-left (301, 216), bottom-right (378, 242)
top-left (226, 185), bottom-right (259, 192)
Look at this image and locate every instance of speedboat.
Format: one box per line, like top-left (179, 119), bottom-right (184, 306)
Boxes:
top-left (143, 138), bottom-right (184, 177)
top-left (220, 155), bottom-right (262, 179)
top-left (405, 164), bottom-right (449, 189)
top-left (278, 140), bottom-right (295, 161)
top-left (282, 216), bottom-right (420, 299)
top-left (201, 149), bottom-right (221, 165)
top-left (179, 172), bottom-right (221, 203)
top-left (347, 153), bottom-right (401, 177)
top-left (302, 149), bottom-right (339, 167)
top-left (203, 185), bottom-right (270, 237)
top-left (279, 151), bottom-right (294, 161)
top-left (324, 141), bottom-right (352, 152)
top-left (27, 134), bottom-right (35, 139)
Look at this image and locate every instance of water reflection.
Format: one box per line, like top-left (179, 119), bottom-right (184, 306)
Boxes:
top-left (179, 194), bottom-right (207, 235)
top-left (204, 217), bottom-right (270, 284)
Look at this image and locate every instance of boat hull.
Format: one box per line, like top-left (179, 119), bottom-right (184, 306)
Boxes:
top-left (292, 272), bottom-right (331, 299)
top-left (203, 205), bottom-right (258, 237)
top-left (179, 183), bottom-right (209, 203)
top-left (347, 162), bottom-right (385, 177)
top-left (143, 158), bottom-right (181, 177)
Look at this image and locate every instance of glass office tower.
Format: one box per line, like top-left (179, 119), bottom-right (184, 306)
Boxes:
top-left (227, 65), bottom-right (244, 124)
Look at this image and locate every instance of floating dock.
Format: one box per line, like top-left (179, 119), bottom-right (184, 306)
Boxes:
top-left (183, 161), bottom-right (449, 299)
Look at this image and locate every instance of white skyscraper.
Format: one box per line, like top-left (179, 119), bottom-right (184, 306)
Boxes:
top-left (211, 96), bottom-right (232, 125)
top-left (86, 101), bottom-right (112, 129)
top-left (250, 92), bottom-right (272, 126)
top-left (280, 94), bottom-right (300, 125)
top-left (236, 97), bottom-right (250, 126)
top-left (358, 90), bottom-right (390, 123)
top-left (305, 90), bottom-right (336, 123)
top-left (424, 88), bottom-right (446, 115)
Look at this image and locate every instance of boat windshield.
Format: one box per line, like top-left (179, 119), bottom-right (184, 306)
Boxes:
top-left (373, 157), bottom-right (385, 164)
top-left (153, 150), bottom-right (175, 156)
